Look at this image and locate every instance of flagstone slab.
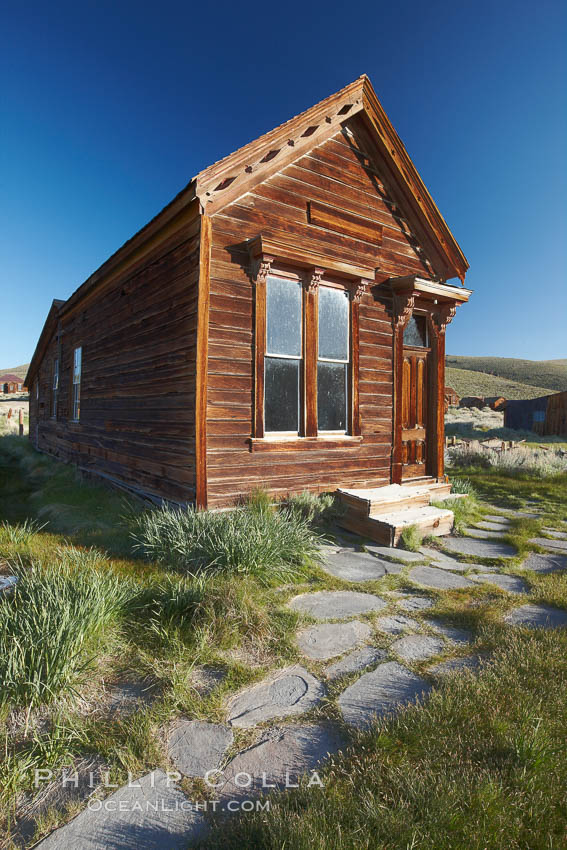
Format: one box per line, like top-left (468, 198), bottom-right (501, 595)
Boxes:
top-left (288, 590), bottom-right (386, 620)
top-left (390, 634), bottom-right (445, 662)
top-left (375, 614), bottom-right (421, 635)
top-left (504, 604), bottom-right (567, 629)
top-left (472, 574), bottom-right (529, 594)
top-left (218, 724), bottom-right (345, 800)
top-left (428, 655), bottom-right (483, 676)
top-left (0, 575), bottom-right (17, 593)
top-left (325, 646), bottom-right (388, 680)
top-left (475, 520), bottom-right (511, 531)
top-left (36, 770), bottom-right (207, 849)
top-left (320, 550), bottom-right (389, 582)
top-left (409, 565), bottom-right (475, 590)
top-left (297, 621), bottom-right (373, 660)
top-left (482, 515), bottom-right (512, 525)
top-left (418, 547), bottom-right (470, 572)
top-left (227, 666), bottom-right (325, 728)
top-left (463, 527), bottom-right (506, 539)
top-left (520, 552), bottom-right (567, 574)
top-left (168, 721), bottom-right (233, 778)
top-left (542, 528), bottom-right (567, 540)
top-left (364, 544), bottom-right (426, 563)
top-left (510, 511), bottom-right (541, 519)
top-left (338, 661), bottom-right (431, 729)
top-left (398, 595), bottom-right (435, 611)
top-left (107, 681), bottom-right (157, 717)
top-left (443, 538), bottom-right (517, 559)
top-left (528, 537), bottom-right (567, 553)
top-left (426, 619), bottom-right (472, 644)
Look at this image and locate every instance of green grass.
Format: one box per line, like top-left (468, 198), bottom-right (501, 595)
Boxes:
top-left (446, 355), bottom-right (567, 394)
top-left (1, 434), bottom-right (566, 848)
top-left (445, 366), bottom-right (554, 401)
top-left (399, 523), bottom-right (423, 551)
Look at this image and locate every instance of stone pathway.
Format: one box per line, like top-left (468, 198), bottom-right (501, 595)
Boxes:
top-left (472, 573), bottom-right (529, 594)
top-left (408, 565), bottom-right (475, 590)
top-left (476, 519), bottom-right (512, 532)
top-left (338, 662), bottom-right (431, 729)
top-left (398, 595), bottom-right (435, 611)
top-left (297, 621), bottom-right (373, 660)
top-left (429, 655), bottom-right (483, 676)
top-left (528, 537), bottom-right (567, 553)
top-left (37, 770), bottom-right (207, 849)
top-left (443, 537), bottom-right (517, 559)
top-left (418, 547), bottom-right (471, 572)
top-left (288, 590), bottom-right (386, 619)
top-left (364, 544), bottom-right (426, 563)
top-left (520, 552), bottom-right (567, 574)
top-left (168, 720), bottom-right (233, 778)
top-left (375, 613), bottom-right (421, 635)
top-left (320, 549), bottom-right (404, 581)
top-left (503, 604), bottom-right (567, 629)
top-left (426, 619), bottom-right (473, 644)
top-left (227, 666), bottom-right (324, 727)
top-left (542, 527), bottom-right (567, 540)
top-left (391, 634), bottom-right (445, 662)
top-left (325, 647), bottom-right (388, 680)
top-left (462, 527), bottom-right (506, 540)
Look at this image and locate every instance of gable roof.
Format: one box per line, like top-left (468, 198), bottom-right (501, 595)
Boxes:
top-left (0, 374), bottom-right (25, 384)
top-left (194, 75), bottom-right (468, 282)
top-left (25, 299), bottom-right (65, 385)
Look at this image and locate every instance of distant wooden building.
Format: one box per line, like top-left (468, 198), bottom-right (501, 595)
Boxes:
top-left (485, 396), bottom-right (506, 411)
top-left (444, 386), bottom-right (460, 411)
top-left (504, 391), bottom-right (567, 436)
top-left (459, 396), bottom-right (485, 409)
top-left (0, 374), bottom-right (26, 394)
top-left (26, 76), bottom-right (470, 509)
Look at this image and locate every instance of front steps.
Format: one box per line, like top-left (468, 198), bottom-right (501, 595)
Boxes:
top-left (336, 480), bottom-right (456, 546)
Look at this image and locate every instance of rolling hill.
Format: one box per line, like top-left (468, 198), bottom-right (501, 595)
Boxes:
top-left (0, 364), bottom-right (29, 381)
top-left (445, 367), bottom-right (555, 401)
top-left (446, 356), bottom-right (567, 394)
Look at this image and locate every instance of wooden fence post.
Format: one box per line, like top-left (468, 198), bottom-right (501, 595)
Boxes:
top-left (19, 409), bottom-right (24, 436)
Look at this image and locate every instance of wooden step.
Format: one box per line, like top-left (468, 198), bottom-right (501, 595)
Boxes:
top-left (339, 505), bottom-right (454, 547)
top-left (337, 484), bottom-right (432, 517)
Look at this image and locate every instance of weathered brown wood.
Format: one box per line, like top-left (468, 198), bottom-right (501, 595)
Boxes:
top-left (195, 214), bottom-right (212, 509)
top-left (308, 200), bottom-right (383, 246)
top-left (304, 281), bottom-right (318, 436)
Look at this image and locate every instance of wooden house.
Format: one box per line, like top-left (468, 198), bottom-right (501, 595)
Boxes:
top-left (26, 76), bottom-right (471, 540)
top-left (505, 391), bottom-right (567, 436)
top-left (0, 374), bottom-right (26, 394)
top-left (444, 386), bottom-right (460, 411)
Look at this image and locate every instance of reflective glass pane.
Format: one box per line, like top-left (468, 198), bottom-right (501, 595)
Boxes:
top-left (318, 287), bottom-right (349, 361)
top-left (403, 315), bottom-right (427, 347)
top-left (265, 357), bottom-right (299, 432)
top-left (266, 277), bottom-right (302, 356)
top-left (317, 362), bottom-right (347, 431)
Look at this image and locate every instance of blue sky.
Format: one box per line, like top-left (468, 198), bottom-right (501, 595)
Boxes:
top-left (1, 0), bottom-right (565, 367)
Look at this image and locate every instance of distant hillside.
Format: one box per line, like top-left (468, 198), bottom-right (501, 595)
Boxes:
top-left (446, 356), bottom-right (567, 393)
top-left (445, 367), bottom-right (554, 401)
top-left (0, 364), bottom-right (29, 381)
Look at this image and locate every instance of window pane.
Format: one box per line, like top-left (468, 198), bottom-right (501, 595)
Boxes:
top-left (317, 362), bottom-right (347, 431)
top-left (403, 315), bottom-right (427, 347)
top-left (266, 277), bottom-right (302, 356)
top-left (318, 287), bottom-right (349, 361)
top-left (265, 357), bottom-right (299, 432)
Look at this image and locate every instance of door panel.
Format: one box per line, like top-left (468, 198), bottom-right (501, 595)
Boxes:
top-left (401, 349), bottom-right (428, 478)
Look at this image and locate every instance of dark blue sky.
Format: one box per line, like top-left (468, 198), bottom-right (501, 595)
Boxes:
top-left (2, 0), bottom-right (565, 366)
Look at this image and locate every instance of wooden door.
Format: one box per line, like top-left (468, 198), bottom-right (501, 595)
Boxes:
top-left (401, 347), bottom-right (428, 478)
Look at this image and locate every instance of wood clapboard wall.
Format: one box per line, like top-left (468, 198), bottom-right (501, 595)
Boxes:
top-left (31, 214), bottom-right (201, 503)
top-left (206, 118), bottom-right (434, 507)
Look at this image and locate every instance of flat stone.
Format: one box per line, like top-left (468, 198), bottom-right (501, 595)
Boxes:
top-left (375, 614), bottom-right (420, 635)
top-left (472, 573), bottom-right (529, 594)
top-left (511, 510), bottom-right (541, 519)
top-left (168, 720), bottom-right (233, 777)
top-left (483, 515), bottom-right (512, 524)
top-left (297, 620), bottom-right (373, 660)
top-left (463, 527), bottom-right (506, 539)
top-left (409, 565), bottom-right (475, 590)
top-left (528, 537), bottom-right (567, 553)
top-left (428, 655), bottom-right (483, 676)
top-left (426, 619), bottom-right (472, 644)
top-left (227, 665), bottom-right (325, 728)
top-left (218, 724), bottom-right (345, 799)
top-left (325, 646), bottom-right (388, 680)
top-left (520, 552), bottom-right (567, 574)
top-left (504, 604), bottom-right (567, 629)
top-left (338, 661), bottom-right (431, 729)
top-left (418, 547), bottom-right (471, 572)
top-left (0, 575), bottom-right (17, 593)
top-left (391, 634), bottom-right (446, 662)
top-left (320, 549), bottom-right (388, 582)
top-left (398, 595), bottom-right (435, 611)
top-left (542, 528), bottom-right (567, 540)
top-left (107, 681), bottom-right (156, 716)
top-left (475, 520), bottom-right (511, 531)
top-left (364, 544), bottom-right (425, 563)
top-left (443, 538), bottom-right (517, 559)
top-left (288, 590), bottom-right (386, 620)
top-left (36, 770), bottom-right (206, 849)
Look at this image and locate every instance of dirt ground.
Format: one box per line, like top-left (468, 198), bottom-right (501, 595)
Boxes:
top-left (0, 395), bottom-right (29, 434)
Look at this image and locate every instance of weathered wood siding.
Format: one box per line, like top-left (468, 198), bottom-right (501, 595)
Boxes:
top-left (206, 120), bottom-right (434, 507)
top-left (30, 214), bottom-right (201, 503)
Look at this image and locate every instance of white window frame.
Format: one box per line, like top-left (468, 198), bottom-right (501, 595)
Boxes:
top-left (317, 285), bottom-right (350, 435)
top-left (52, 358), bottom-right (59, 419)
top-left (72, 347), bottom-right (82, 421)
top-left (264, 275), bottom-right (303, 436)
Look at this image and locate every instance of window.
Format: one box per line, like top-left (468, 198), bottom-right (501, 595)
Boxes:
top-left (265, 277), bottom-right (302, 433)
top-left (35, 380), bottom-right (39, 401)
top-left (257, 270), bottom-right (359, 441)
top-left (317, 286), bottom-right (349, 432)
top-left (72, 347), bottom-right (82, 421)
top-left (51, 358), bottom-right (59, 418)
top-left (403, 315), bottom-right (428, 347)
